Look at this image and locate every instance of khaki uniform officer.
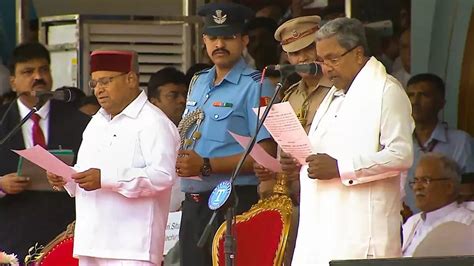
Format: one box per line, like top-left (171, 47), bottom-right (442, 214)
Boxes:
top-left (276, 15), bottom-right (332, 133)
top-left (259, 16), bottom-right (332, 200)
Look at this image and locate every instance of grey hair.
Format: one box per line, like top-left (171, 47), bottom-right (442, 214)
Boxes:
top-left (315, 17), bottom-right (369, 54)
top-left (419, 152), bottom-right (462, 189)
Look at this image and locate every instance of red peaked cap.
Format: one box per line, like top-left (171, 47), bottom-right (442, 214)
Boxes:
top-left (90, 50), bottom-right (138, 73)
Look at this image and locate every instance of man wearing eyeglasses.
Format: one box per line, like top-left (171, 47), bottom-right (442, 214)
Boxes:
top-left (176, 2), bottom-right (276, 266)
top-left (47, 50), bottom-right (180, 265)
top-left (290, 18), bottom-right (414, 265)
top-left (403, 73), bottom-right (474, 216)
top-left (0, 43), bottom-right (90, 259)
top-left (402, 153), bottom-right (473, 256)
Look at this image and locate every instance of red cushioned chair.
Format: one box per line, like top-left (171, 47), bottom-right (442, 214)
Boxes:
top-left (212, 175), bottom-right (293, 266)
top-left (24, 222), bottom-right (78, 266)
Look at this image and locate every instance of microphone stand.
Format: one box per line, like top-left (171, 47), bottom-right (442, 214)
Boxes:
top-left (0, 97), bottom-right (48, 146)
top-left (197, 71), bottom-right (290, 266)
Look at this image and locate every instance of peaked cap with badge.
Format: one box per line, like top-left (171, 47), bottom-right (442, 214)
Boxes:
top-left (198, 2), bottom-right (255, 36)
top-left (274, 15), bottom-right (321, 53)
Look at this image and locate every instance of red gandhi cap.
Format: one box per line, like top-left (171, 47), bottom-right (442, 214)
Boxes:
top-left (90, 50), bottom-right (139, 73)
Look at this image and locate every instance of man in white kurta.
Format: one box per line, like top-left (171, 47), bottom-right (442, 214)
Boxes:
top-left (291, 18), bottom-right (414, 265)
top-left (48, 50), bottom-right (179, 266)
top-left (402, 153), bottom-right (474, 256)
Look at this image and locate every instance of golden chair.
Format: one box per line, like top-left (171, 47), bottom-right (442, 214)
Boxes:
top-left (212, 174), bottom-right (294, 266)
top-left (24, 221), bottom-right (78, 266)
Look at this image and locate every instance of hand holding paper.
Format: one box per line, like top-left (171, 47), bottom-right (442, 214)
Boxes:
top-left (280, 151), bottom-right (301, 180)
top-left (13, 145), bottom-right (76, 182)
top-left (46, 172), bottom-right (66, 191)
top-left (253, 102), bottom-right (313, 164)
top-left (0, 173), bottom-right (30, 194)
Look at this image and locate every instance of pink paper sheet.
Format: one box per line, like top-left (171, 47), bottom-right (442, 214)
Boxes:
top-left (253, 102), bottom-right (313, 164)
top-left (229, 131), bottom-right (282, 172)
top-left (13, 145), bottom-right (75, 182)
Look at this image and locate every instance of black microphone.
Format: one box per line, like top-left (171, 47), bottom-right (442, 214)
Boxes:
top-left (32, 87), bottom-right (77, 103)
top-left (0, 87), bottom-right (79, 146)
top-left (265, 62), bottom-right (319, 75)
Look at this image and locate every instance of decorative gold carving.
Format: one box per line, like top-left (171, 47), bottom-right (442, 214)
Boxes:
top-left (24, 243), bottom-right (44, 265)
top-left (273, 172), bottom-right (290, 195)
top-left (24, 221), bottom-right (76, 265)
top-left (212, 195), bottom-right (293, 266)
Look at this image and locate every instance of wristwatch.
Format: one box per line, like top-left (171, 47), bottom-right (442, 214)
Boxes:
top-left (200, 157), bottom-right (212, 176)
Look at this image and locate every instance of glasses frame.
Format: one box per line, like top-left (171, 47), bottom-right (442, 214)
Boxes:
top-left (408, 177), bottom-right (451, 188)
top-left (316, 45), bottom-right (359, 67)
top-left (89, 72), bottom-right (127, 89)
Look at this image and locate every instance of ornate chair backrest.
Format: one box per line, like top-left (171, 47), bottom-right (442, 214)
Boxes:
top-left (212, 194), bottom-right (293, 266)
top-left (25, 222), bottom-right (78, 266)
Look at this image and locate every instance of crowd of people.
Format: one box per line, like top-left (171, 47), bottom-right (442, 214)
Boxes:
top-left (0, 1), bottom-right (473, 266)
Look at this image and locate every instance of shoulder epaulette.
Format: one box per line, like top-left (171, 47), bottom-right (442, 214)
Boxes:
top-left (187, 69), bottom-right (208, 98)
top-left (282, 81), bottom-right (300, 102)
top-left (248, 70), bottom-right (262, 82)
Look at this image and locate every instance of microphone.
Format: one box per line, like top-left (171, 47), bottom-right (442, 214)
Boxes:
top-left (0, 87), bottom-right (79, 146)
top-left (32, 87), bottom-right (77, 103)
top-left (265, 62), bottom-right (319, 75)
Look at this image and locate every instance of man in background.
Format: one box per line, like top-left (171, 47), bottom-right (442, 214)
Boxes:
top-left (402, 153), bottom-right (473, 256)
top-left (404, 73), bottom-right (474, 215)
top-left (147, 67), bottom-right (187, 126)
top-left (0, 42), bottom-right (90, 259)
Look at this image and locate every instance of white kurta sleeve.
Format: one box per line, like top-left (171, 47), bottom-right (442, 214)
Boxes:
top-left (100, 121), bottom-right (179, 198)
top-left (339, 82), bottom-right (415, 186)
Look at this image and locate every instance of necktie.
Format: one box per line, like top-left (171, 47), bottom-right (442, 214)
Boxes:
top-left (31, 113), bottom-right (46, 148)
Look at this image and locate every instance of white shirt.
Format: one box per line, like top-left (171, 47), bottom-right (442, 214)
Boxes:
top-left (402, 202), bottom-right (474, 256)
top-left (17, 98), bottom-right (50, 148)
top-left (0, 100), bottom-right (50, 198)
top-left (310, 90), bottom-right (345, 148)
top-left (463, 201), bottom-right (474, 211)
top-left (64, 91), bottom-right (179, 265)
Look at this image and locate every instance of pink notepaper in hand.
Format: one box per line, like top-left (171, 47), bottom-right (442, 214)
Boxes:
top-left (13, 145), bottom-right (76, 182)
top-left (229, 131), bottom-right (282, 173)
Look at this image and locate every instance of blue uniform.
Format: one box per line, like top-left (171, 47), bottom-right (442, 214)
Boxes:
top-left (181, 58), bottom-right (274, 193)
top-left (405, 122), bottom-right (474, 213)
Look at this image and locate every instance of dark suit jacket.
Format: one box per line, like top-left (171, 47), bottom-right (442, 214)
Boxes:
top-left (0, 100), bottom-right (90, 260)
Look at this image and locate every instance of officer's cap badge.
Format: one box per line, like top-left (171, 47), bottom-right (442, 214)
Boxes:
top-left (213, 10), bottom-right (227, 24)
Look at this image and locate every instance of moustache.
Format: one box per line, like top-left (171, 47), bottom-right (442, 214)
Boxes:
top-left (212, 49), bottom-right (230, 56)
top-left (33, 79), bottom-right (47, 87)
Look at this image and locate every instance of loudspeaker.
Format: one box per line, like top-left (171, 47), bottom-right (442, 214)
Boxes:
top-left (330, 256), bottom-right (474, 266)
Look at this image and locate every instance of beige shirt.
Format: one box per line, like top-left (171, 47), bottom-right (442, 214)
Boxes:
top-left (285, 76), bottom-right (332, 133)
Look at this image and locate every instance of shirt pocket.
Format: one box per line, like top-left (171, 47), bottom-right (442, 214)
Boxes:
top-left (203, 107), bottom-right (234, 142)
top-left (108, 131), bottom-right (140, 168)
